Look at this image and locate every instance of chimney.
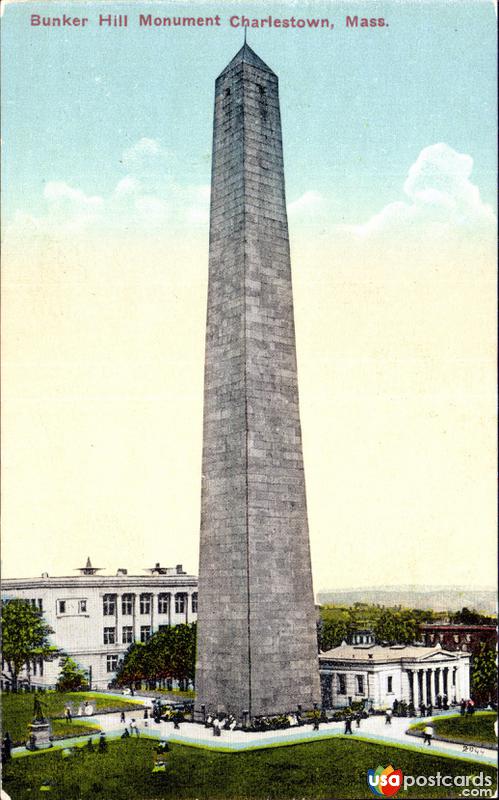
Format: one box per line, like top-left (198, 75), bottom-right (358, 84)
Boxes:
top-left (116, 568), bottom-right (128, 576)
top-left (176, 564), bottom-right (183, 574)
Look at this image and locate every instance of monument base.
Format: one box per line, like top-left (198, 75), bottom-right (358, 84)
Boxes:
top-left (27, 721), bottom-right (52, 750)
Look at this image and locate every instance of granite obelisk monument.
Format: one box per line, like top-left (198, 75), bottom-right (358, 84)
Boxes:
top-left (195, 44), bottom-right (321, 722)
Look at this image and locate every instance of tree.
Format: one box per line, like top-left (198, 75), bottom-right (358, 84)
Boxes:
top-left (114, 642), bottom-right (149, 689)
top-left (1, 599), bottom-right (57, 691)
top-left (451, 607), bottom-right (495, 626)
top-left (114, 623), bottom-right (197, 690)
top-left (471, 644), bottom-right (497, 705)
top-left (319, 619), bottom-right (350, 651)
top-left (56, 656), bottom-right (89, 692)
top-left (374, 608), bottom-right (419, 645)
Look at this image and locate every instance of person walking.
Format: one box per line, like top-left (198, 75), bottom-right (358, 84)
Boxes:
top-left (423, 724), bottom-right (434, 746)
top-left (460, 699), bottom-right (466, 716)
top-left (355, 712), bottom-right (361, 729)
top-left (2, 732), bottom-right (13, 764)
top-left (385, 709), bottom-right (392, 725)
top-left (64, 705), bottom-right (72, 723)
top-left (344, 716), bottom-right (353, 735)
top-left (120, 711), bottom-right (126, 724)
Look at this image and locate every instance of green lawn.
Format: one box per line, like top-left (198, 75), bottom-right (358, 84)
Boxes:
top-left (410, 712), bottom-right (497, 747)
top-left (2, 691), bottom-right (143, 745)
top-left (51, 719), bottom-right (101, 740)
top-left (3, 737), bottom-right (497, 800)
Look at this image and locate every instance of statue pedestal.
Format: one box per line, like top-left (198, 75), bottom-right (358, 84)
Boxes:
top-left (27, 721), bottom-right (52, 750)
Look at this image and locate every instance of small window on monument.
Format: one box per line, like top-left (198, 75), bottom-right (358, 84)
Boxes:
top-left (258, 84), bottom-right (266, 96)
top-left (225, 87), bottom-right (230, 97)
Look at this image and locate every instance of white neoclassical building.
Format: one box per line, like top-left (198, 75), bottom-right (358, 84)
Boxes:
top-left (319, 642), bottom-right (470, 711)
top-left (2, 559), bottom-right (198, 691)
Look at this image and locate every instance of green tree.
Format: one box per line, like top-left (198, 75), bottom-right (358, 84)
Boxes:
top-left (56, 656), bottom-right (89, 692)
top-left (320, 619), bottom-right (350, 651)
top-left (1, 600), bottom-right (57, 691)
top-left (114, 623), bottom-right (197, 690)
top-left (114, 642), bottom-right (149, 689)
top-left (471, 644), bottom-right (498, 705)
top-left (171, 623), bottom-right (196, 687)
top-left (451, 607), bottom-right (496, 626)
top-left (374, 608), bottom-right (420, 645)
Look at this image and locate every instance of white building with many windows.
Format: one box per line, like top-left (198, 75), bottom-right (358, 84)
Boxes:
top-left (1, 559), bottom-right (198, 690)
top-left (319, 642), bottom-right (470, 711)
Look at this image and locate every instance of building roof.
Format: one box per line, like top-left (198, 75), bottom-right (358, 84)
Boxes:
top-left (217, 43), bottom-right (276, 79)
top-left (319, 643), bottom-right (467, 664)
top-left (420, 623), bottom-right (497, 631)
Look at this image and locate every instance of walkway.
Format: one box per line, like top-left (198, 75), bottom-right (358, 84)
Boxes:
top-left (12, 706), bottom-right (497, 767)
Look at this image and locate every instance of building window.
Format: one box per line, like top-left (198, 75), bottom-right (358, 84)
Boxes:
top-left (79, 600), bottom-right (87, 614)
top-left (387, 676), bottom-right (393, 693)
top-left (192, 593), bottom-right (198, 613)
top-left (103, 627), bottom-right (116, 645)
top-left (106, 655), bottom-right (118, 672)
top-left (33, 659), bottom-right (37, 676)
top-left (122, 626), bottom-right (133, 644)
top-left (452, 670), bottom-right (456, 686)
top-left (175, 593), bottom-right (186, 614)
top-left (122, 594), bottom-right (133, 615)
top-left (58, 600), bottom-right (66, 614)
top-left (356, 675), bottom-right (364, 695)
top-left (140, 594), bottom-right (151, 615)
top-left (337, 674), bottom-right (347, 695)
top-left (158, 625), bottom-right (169, 633)
top-left (37, 599), bottom-right (43, 611)
top-left (158, 593), bottom-right (170, 615)
top-left (140, 626), bottom-right (151, 642)
top-left (103, 594), bottom-right (116, 616)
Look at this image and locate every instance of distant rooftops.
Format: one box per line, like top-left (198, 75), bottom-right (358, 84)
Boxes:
top-left (145, 563), bottom-right (187, 576)
top-left (70, 558), bottom-right (187, 577)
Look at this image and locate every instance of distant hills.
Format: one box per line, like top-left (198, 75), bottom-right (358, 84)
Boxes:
top-left (317, 585), bottom-right (497, 615)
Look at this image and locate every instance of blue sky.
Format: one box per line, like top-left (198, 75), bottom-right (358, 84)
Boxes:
top-left (2, 0), bottom-right (497, 226)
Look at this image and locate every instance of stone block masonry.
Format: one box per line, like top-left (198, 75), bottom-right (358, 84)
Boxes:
top-left (195, 44), bottom-right (321, 721)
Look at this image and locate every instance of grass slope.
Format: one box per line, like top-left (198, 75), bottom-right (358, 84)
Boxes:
top-left (2, 691), bottom-right (143, 745)
top-left (410, 712), bottom-right (497, 747)
top-left (3, 737), bottom-right (497, 800)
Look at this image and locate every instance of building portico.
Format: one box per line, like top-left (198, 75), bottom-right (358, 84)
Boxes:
top-left (319, 642), bottom-right (470, 711)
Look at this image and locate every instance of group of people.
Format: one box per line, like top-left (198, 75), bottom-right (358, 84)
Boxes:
top-left (64, 701), bottom-right (92, 723)
top-left (60, 732), bottom-right (108, 757)
top-left (205, 714), bottom-right (237, 736)
top-left (460, 699), bottom-right (475, 715)
top-left (121, 718), bottom-right (141, 738)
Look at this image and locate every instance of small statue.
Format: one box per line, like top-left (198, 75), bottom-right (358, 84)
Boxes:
top-left (33, 694), bottom-right (46, 722)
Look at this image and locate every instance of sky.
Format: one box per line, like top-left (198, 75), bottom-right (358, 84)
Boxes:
top-left (1, 0), bottom-right (497, 593)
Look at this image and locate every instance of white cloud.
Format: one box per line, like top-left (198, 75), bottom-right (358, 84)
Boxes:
top-left (43, 181), bottom-right (103, 209)
top-left (122, 138), bottom-right (173, 173)
top-left (288, 190), bottom-right (325, 216)
top-left (350, 143), bottom-right (495, 237)
top-left (114, 175), bottom-right (141, 196)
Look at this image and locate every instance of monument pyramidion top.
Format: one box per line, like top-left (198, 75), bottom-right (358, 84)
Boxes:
top-left (217, 42), bottom-right (276, 79)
